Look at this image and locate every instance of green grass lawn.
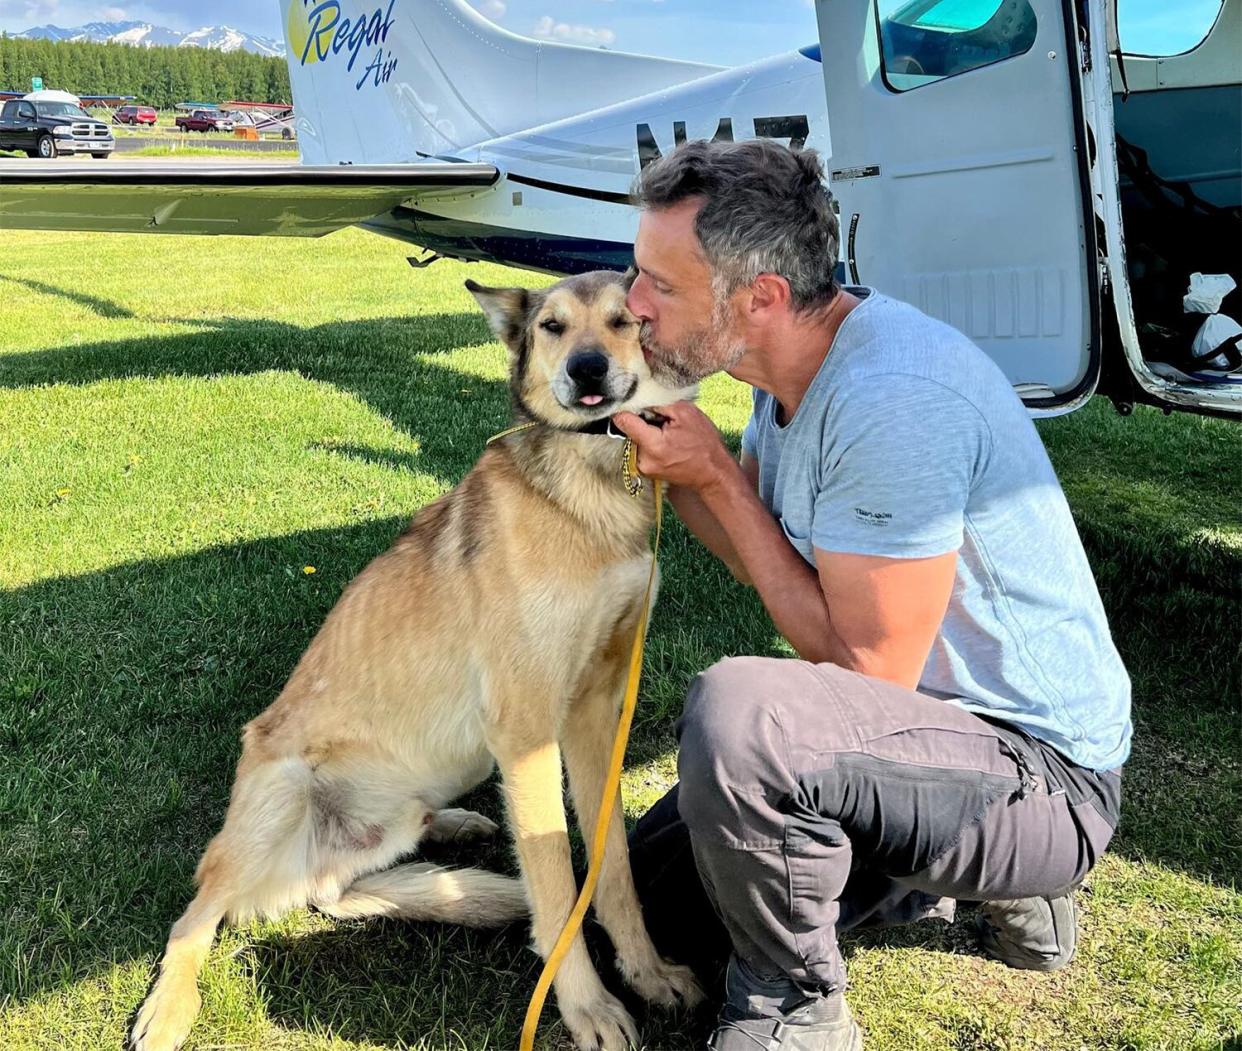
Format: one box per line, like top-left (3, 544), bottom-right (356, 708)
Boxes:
top-left (0, 228), bottom-right (1239, 1050)
top-left (122, 144), bottom-right (300, 159)
top-left (1, 146), bottom-right (297, 161)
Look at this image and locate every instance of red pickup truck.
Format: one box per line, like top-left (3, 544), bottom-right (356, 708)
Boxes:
top-left (174, 110), bottom-right (235, 134)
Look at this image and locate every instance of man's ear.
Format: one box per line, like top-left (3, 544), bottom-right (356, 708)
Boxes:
top-left (465, 279), bottom-right (530, 350)
top-left (747, 272), bottom-right (792, 314)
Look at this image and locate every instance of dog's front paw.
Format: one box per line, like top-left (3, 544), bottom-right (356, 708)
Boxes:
top-left (131, 976), bottom-right (201, 1051)
top-left (560, 989), bottom-right (639, 1051)
top-left (617, 953), bottom-right (704, 1012)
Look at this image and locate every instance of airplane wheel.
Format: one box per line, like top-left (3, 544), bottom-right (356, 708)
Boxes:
top-left (36, 134), bottom-right (56, 158)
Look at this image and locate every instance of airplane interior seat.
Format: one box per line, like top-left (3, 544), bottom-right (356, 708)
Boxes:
top-left (1112, 84), bottom-right (1242, 377)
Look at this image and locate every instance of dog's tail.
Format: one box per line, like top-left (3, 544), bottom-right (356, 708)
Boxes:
top-left (321, 862), bottom-right (527, 927)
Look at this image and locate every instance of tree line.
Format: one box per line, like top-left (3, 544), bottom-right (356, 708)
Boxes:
top-left (0, 35), bottom-right (290, 109)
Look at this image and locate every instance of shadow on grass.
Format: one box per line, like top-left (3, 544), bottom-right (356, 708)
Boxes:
top-left (0, 311), bottom-right (502, 478)
top-left (2, 507), bottom-right (1233, 1045)
top-left (307, 441), bottom-right (426, 475)
top-left (249, 815), bottom-right (720, 1050)
top-left (0, 274), bottom-right (138, 320)
top-left (0, 320), bottom-right (1237, 1046)
top-left (1038, 405), bottom-right (1241, 887)
top-left (246, 917), bottom-right (718, 1050)
top-left (244, 920), bottom-right (540, 1050)
top-left (0, 509), bottom-right (777, 1016)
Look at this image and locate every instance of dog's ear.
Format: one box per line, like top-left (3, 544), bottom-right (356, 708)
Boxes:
top-left (465, 279), bottom-right (530, 351)
top-left (621, 264), bottom-right (638, 291)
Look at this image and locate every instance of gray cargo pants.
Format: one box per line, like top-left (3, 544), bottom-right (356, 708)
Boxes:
top-left (627, 657), bottom-right (1120, 993)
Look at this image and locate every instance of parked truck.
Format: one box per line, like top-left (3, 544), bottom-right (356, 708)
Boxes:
top-left (175, 110), bottom-right (235, 134)
top-left (0, 94), bottom-right (114, 158)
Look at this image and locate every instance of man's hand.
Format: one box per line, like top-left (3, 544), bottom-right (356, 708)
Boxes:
top-left (611, 402), bottom-right (738, 494)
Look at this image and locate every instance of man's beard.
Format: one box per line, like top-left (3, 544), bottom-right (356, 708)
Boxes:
top-left (639, 298), bottom-right (747, 386)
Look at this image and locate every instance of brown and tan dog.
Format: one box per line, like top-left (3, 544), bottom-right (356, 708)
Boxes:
top-left (130, 270), bottom-right (703, 1051)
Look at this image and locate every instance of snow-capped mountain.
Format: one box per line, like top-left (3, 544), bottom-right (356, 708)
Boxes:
top-left (93, 21), bottom-right (184, 48)
top-left (180, 26), bottom-right (284, 57)
top-left (13, 21), bottom-right (286, 57)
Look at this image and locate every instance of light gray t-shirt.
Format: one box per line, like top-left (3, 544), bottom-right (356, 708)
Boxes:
top-left (741, 288), bottom-right (1132, 772)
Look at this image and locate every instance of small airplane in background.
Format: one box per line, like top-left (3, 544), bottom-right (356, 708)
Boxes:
top-left (1, 0), bottom-right (1238, 419)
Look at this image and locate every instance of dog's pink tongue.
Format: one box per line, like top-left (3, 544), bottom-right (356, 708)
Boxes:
top-left (579, 394), bottom-right (604, 406)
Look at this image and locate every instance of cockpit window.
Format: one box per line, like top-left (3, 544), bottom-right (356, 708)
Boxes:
top-left (877, 0), bottom-right (1037, 93)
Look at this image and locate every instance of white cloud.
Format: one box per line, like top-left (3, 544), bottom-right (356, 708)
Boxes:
top-left (471, 0), bottom-right (505, 20)
top-left (532, 14), bottom-right (615, 46)
top-left (0, 0), bottom-right (59, 21)
top-left (102, 4), bottom-right (125, 17)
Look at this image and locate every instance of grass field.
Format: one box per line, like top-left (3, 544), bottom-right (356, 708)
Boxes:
top-left (0, 144), bottom-right (297, 161)
top-left (1, 228), bottom-right (1239, 1051)
top-left (122, 144), bottom-right (300, 159)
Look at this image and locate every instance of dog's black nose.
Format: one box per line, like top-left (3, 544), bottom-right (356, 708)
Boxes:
top-left (566, 351), bottom-right (609, 383)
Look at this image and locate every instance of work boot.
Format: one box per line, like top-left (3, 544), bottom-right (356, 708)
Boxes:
top-left (706, 955), bottom-right (862, 1050)
top-left (977, 892), bottom-right (1077, 971)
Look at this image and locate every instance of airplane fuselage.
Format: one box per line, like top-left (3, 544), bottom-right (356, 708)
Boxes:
top-left (357, 46), bottom-right (830, 274)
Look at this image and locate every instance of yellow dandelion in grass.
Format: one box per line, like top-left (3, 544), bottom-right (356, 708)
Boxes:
top-left (303, 565), bottom-right (317, 575)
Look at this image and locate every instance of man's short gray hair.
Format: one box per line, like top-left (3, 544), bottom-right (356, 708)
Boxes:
top-left (634, 138), bottom-right (839, 313)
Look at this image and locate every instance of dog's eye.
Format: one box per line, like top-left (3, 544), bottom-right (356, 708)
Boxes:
top-left (539, 318), bottom-right (565, 336)
top-left (610, 316), bottom-right (635, 330)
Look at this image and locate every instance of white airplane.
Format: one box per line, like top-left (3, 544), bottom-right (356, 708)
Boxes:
top-left (1, 0), bottom-right (1238, 419)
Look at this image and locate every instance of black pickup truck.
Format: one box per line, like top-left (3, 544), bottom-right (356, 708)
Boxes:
top-left (0, 98), bottom-right (114, 158)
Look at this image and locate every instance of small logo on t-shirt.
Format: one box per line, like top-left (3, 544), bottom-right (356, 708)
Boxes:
top-left (853, 507), bottom-right (893, 526)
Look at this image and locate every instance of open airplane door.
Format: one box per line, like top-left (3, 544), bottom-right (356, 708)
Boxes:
top-left (813, 0), bottom-right (1100, 414)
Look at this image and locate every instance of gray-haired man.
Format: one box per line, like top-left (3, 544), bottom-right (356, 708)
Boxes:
top-left (611, 139), bottom-right (1131, 1050)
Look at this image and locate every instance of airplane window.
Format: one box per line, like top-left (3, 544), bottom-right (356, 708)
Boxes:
top-left (1118, 0), bottom-right (1225, 57)
top-left (876, 0), bottom-right (1038, 92)
top-left (901, 0), bottom-right (1004, 31)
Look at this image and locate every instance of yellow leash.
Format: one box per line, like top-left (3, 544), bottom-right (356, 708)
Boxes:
top-left (485, 421), bottom-right (541, 446)
top-left (489, 422), bottom-right (660, 1051)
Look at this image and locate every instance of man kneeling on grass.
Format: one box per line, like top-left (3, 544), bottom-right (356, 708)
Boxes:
top-left (611, 139), bottom-right (1132, 1050)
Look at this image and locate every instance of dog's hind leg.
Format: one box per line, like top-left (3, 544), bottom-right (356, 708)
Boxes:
top-left (423, 807), bottom-right (501, 846)
top-left (307, 750), bottom-right (526, 927)
top-left (132, 746), bottom-right (424, 1051)
top-left (130, 887), bottom-right (226, 1051)
top-left (131, 753), bottom-right (319, 1051)
top-left (129, 846), bottom-right (234, 1051)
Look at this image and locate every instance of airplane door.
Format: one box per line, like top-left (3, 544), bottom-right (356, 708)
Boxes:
top-left (814, 0), bottom-right (1099, 412)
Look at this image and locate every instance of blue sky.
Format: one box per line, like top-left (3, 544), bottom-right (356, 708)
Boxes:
top-left (0, 0), bottom-right (1226, 65)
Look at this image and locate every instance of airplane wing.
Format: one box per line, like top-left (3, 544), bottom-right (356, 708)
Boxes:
top-left (0, 161), bottom-right (499, 237)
